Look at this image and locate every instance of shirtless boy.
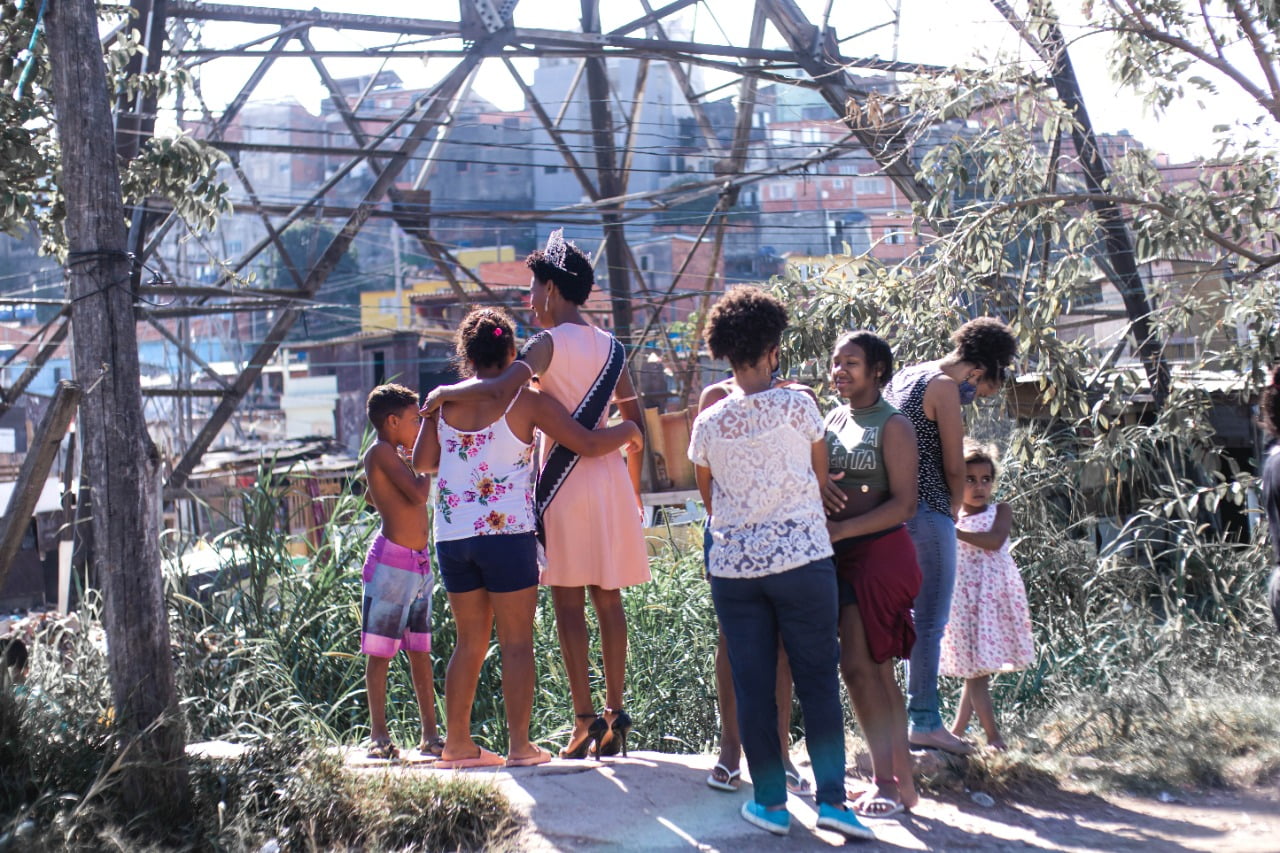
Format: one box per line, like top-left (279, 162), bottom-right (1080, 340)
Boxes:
top-left (361, 383), bottom-right (440, 759)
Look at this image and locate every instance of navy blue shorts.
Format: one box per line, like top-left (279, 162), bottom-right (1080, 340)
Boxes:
top-left (435, 532), bottom-right (539, 594)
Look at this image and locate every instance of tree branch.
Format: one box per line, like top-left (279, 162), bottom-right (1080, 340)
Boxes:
top-left (1197, 0), bottom-right (1227, 64)
top-left (955, 191), bottom-right (1278, 268)
top-left (1223, 0), bottom-right (1280, 109)
top-left (1104, 10), bottom-right (1279, 122)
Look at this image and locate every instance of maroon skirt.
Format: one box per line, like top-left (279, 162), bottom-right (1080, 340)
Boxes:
top-left (834, 525), bottom-right (922, 663)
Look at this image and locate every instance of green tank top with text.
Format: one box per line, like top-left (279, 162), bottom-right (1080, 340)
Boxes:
top-left (823, 396), bottom-right (899, 495)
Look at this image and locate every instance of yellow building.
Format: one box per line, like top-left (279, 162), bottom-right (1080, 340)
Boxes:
top-left (359, 245), bottom-right (517, 332)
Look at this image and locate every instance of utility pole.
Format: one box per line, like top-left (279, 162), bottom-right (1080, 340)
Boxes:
top-left (392, 224), bottom-right (404, 329)
top-left (46, 0), bottom-right (188, 816)
top-left (989, 0), bottom-right (1170, 408)
top-left (581, 0), bottom-right (634, 343)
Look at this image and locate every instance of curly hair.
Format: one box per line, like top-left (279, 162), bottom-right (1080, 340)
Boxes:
top-left (704, 286), bottom-right (789, 368)
top-left (834, 330), bottom-right (894, 388)
top-left (366, 382), bottom-right (419, 430)
top-left (526, 238), bottom-right (595, 305)
top-left (1262, 363), bottom-right (1280, 438)
top-left (963, 437), bottom-right (1000, 478)
top-left (454, 307), bottom-right (517, 376)
top-left (951, 317), bottom-right (1018, 381)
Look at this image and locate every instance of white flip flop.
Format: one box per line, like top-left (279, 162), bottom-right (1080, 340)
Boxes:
top-left (706, 761), bottom-right (742, 792)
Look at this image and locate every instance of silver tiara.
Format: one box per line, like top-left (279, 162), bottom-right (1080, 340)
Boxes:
top-left (543, 228), bottom-right (590, 274)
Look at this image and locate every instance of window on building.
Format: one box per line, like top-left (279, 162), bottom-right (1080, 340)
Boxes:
top-left (771, 128), bottom-right (792, 146)
top-left (544, 164), bottom-right (559, 174)
top-left (457, 161), bottom-right (468, 172)
top-left (373, 351), bottom-right (386, 386)
top-left (802, 127), bottom-right (822, 144)
top-left (855, 176), bottom-right (886, 195)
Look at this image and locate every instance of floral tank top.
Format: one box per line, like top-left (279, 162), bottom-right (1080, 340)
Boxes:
top-left (433, 396), bottom-right (535, 542)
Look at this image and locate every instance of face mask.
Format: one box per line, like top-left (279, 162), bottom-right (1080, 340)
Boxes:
top-left (957, 380), bottom-right (978, 405)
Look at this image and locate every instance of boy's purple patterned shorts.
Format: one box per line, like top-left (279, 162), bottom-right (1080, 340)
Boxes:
top-left (360, 534), bottom-right (432, 658)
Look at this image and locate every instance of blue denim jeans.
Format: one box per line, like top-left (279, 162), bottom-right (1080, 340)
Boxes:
top-left (710, 558), bottom-right (845, 807)
top-left (903, 504), bottom-right (957, 734)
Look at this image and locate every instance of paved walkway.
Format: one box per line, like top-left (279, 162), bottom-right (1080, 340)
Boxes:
top-left (388, 750), bottom-right (1280, 851)
top-left (191, 743), bottom-right (1280, 850)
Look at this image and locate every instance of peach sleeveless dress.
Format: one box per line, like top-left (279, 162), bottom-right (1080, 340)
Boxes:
top-left (537, 324), bottom-right (651, 589)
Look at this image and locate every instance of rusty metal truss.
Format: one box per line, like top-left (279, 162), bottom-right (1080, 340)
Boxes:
top-left (0, 0), bottom-right (1155, 488)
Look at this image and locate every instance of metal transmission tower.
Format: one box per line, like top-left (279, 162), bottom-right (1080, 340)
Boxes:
top-left (21, 0), bottom-right (1161, 491)
top-left (141, 0), bottom-right (945, 488)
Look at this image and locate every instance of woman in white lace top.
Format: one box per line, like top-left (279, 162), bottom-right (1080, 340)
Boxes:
top-left (687, 286), bottom-right (873, 841)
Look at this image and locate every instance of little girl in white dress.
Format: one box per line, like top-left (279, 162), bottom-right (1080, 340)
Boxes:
top-left (939, 440), bottom-right (1034, 750)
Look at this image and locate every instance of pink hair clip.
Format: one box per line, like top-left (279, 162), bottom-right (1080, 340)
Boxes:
top-left (493, 327), bottom-right (504, 337)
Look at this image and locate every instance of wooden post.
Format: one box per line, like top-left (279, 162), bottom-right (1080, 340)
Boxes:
top-left (45, 0), bottom-right (188, 814)
top-left (0, 380), bottom-right (80, 592)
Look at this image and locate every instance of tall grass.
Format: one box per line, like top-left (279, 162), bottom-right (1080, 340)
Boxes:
top-left (6, 426), bottom-right (1280, 848)
top-left (168, 465), bottom-right (722, 754)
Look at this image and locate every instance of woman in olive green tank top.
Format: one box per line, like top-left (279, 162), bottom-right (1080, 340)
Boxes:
top-left (822, 330), bottom-right (922, 818)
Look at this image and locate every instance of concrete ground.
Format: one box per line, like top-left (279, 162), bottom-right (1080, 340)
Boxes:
top-left (191, 743), bottom-right (1280, 850)
top-left (395, 750), bottom-right (1280, 851)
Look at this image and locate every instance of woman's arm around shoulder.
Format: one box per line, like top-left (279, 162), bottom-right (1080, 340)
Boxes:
top-left (521, 387), bottom-right (643, 457)
top-left (420, 332), bottom-right (552, 414)
top-left (956, 501), bottom-right (1013, 551)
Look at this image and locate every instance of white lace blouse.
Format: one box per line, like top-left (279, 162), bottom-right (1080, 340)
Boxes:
top-left (688, 387), bottom-right (834, 578)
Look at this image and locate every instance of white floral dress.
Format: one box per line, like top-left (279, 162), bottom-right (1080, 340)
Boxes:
top-left (939, 504), bottom-right (1035, 679)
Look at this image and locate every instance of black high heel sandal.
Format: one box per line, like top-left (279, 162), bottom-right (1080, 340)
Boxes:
top-left (594, 707), bottom-right (632, 758)
top-left (560, 712), bottom-right (607, 760)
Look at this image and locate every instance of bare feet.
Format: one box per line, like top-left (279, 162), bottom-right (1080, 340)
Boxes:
top-left (909, 728), bottom-right (975, 755)
top-left (506, 744), bottom-right (552, 767)
top-left (986, 738), bottom-right (1007, 752)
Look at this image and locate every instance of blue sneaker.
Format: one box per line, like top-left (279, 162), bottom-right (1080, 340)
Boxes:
top-left (740, 801), bottom-right (790, 836)
top-left (816, 803), bottom-right (875, 840)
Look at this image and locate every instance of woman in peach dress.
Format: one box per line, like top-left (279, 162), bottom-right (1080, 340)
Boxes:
top-left (424, 230), bottom-right (649, 758)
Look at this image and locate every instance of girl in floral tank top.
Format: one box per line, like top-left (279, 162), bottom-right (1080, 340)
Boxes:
top-left (415, 308), bottom-right (640, 770)
top-left (435, 404), bottom-right (536, 538)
